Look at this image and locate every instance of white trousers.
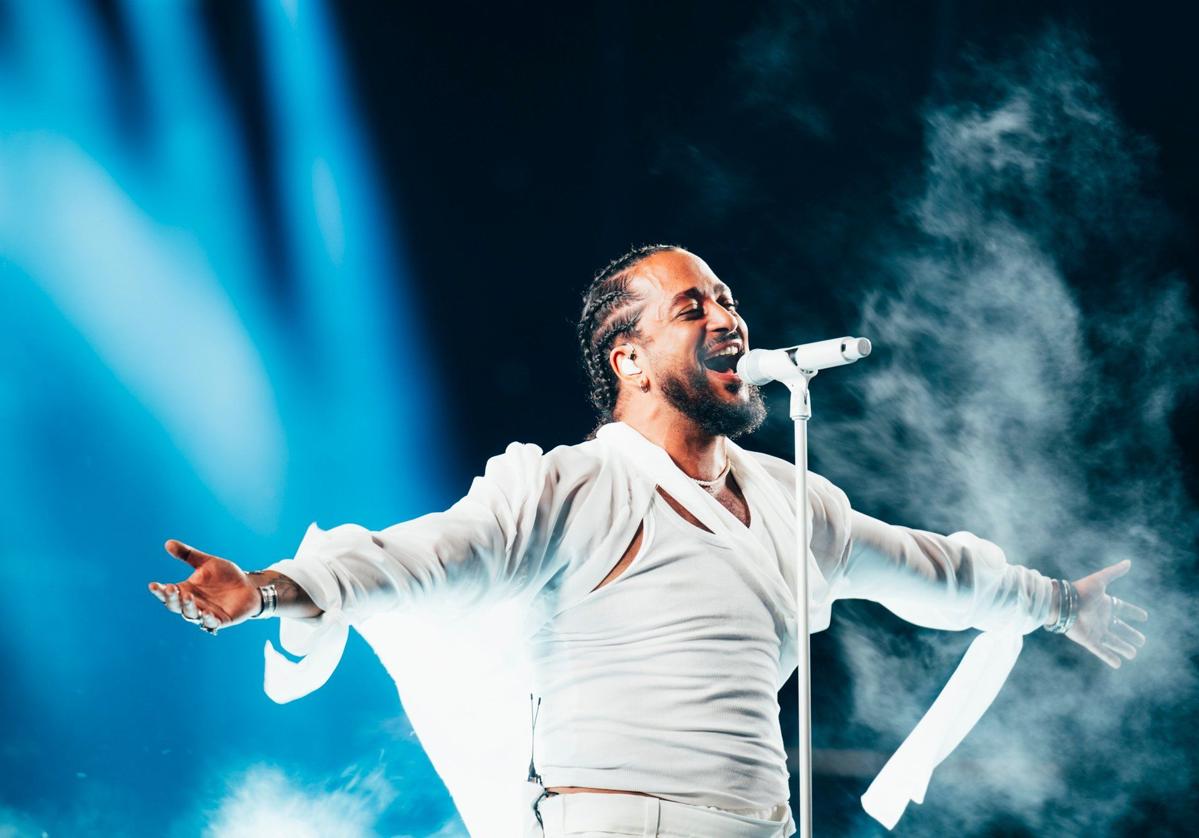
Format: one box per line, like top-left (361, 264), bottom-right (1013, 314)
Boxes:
top-left (536, 792), bottom-right (795, 838)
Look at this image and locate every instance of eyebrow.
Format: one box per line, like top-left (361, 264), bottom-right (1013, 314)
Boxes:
top-left (669, 285), bottom-right (733, 308)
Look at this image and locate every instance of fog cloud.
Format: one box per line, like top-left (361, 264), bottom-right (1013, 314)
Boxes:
top-left (195, 762), bottom-right (465, 838)
top-left (810, 26), bottom-right (1199, 836)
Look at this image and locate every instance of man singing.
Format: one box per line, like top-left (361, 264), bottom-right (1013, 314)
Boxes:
top-left (148, 245), bottom-right (1147, 837)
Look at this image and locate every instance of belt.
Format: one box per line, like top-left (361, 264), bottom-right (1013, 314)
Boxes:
top-left (539, 792), bottom-right (794, 837)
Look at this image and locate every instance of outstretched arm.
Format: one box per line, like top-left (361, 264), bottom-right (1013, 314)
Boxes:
top-left (148, 441), bottom-right (582, 636)
top-left (147, 540), bottom-right (321, 633)
top-left (837, 510), bottom-right (1055, 634)
top-left (835, 510), bottom-right (1148, 666)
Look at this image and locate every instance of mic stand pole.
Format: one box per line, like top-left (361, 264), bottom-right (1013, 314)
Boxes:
top-left (789, 368), bottom-right (817, 838)
top-left (738, 334), bottom-right (870, 837)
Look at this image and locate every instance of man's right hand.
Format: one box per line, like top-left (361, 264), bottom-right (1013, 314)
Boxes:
top-left (148, 540), bottom-right (263, 633)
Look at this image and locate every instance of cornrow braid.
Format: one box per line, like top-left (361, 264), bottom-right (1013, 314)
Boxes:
top-left (577, 243), bottom-right (681, 437)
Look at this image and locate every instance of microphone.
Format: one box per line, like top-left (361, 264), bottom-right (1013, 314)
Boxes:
top-left (737, 337), bottom-right (871, 385)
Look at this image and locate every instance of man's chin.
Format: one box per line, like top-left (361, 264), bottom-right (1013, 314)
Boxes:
top-left (660, 368), bottom-right (767, 439)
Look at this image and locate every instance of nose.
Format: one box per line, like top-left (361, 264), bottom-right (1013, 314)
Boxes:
top-left (708, 299), bottom-right (739, 333)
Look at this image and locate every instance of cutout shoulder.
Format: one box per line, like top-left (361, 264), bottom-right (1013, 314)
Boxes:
top-left (589, 520), bottom-right (646, 593)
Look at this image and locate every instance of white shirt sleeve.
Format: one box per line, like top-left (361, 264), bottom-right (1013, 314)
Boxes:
top-left (799, 473), bottom-right (1058, 827)
top-left (814, 481), bottom-right (1054, 635)
top-left (261, 441), bottom-right (568, 702)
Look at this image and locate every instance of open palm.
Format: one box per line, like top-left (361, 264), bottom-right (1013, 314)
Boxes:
top-left (1066, 559), bottom-right (1148, 669)
top-left (147, 540), bottom-right (261, 633)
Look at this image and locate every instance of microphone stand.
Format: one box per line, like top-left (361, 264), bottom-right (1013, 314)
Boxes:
top-left (788, 368), bottom-right (817, 838)
top-left (739, 335), bottom-right (869, 838)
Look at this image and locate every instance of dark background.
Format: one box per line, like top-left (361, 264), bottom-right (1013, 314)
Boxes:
top-left (309, 0), bottom-right (1199, 469)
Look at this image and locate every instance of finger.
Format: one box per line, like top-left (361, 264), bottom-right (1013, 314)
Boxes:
top-left (1095, 645), bottom-right (1122, 669)
top-left (185, 594), bottom-right (223, 625)
top-left (1111, 619), bottom-right (1146, 648)
top-left (164, 539), bottom-right (216, 570)
top-left (148, 582), bottom-right (168, 604)
top-left (181, 594), bottom-right (200, 621)
top-left (1103, 635), bottom-right (1137, 660)
top-left (1118, 600), bottom-right (1149, 622)
top-left (189, 592), bottom-right (230, 626)
top-left (194, 607), bottom-right (223, 636)
top-left (1096, 558), bottom-right (1132, 585)
top-left (163, 583), bottom-right (183, 614)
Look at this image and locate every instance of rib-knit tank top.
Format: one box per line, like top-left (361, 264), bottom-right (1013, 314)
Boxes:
top-left (530, 486), bottom-right (792, 816)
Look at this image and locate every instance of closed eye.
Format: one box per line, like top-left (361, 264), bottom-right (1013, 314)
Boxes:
top-left (679, 299), bottom-right (740, 318)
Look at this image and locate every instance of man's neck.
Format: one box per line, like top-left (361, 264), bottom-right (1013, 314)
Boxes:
top-left (617, 411), bottom-right (727, 482)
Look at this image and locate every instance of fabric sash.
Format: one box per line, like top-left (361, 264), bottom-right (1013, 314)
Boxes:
top-left (858, 629), bottom-right (1024, 828)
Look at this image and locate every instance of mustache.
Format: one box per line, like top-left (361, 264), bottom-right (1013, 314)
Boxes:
top-left (702, 333), bottom-right (747, 356)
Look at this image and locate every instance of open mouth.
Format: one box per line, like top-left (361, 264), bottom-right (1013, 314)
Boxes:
top-left (702, 345), bottom-right (744, 380)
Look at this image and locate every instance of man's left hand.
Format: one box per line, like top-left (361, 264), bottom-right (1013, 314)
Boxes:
top-left (1065, 559), bottom-right (1148, 669)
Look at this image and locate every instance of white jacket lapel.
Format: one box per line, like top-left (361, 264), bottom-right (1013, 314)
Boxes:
top-left (595, 422), bottom-right (786, 588)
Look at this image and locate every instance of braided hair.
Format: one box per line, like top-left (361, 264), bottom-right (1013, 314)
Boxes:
top-left (577, 243), bottom-right (681, 437)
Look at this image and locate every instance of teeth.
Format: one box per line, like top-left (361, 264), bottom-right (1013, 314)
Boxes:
top-left (708, 346), bottom-right (741, 358)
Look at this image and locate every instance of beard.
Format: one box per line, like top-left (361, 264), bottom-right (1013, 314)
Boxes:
top-left (658, 363), bottom-right (767, 439)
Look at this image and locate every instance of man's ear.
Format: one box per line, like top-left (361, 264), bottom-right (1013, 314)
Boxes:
top-left (612, 344), bottom-right (642, 379)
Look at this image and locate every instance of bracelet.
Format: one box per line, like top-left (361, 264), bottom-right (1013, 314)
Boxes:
top-left (1063, 579), bottom-right (1079, 633)
top-left (1046, 579), bottom-right (1067, 633)
top-left (252, 583), bottom-right (278, 619)
top-left (1045, 578), bottom-right (1078, 634)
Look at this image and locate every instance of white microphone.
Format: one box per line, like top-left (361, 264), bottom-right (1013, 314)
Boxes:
top-left (737, 337), bottom-right (871, 385)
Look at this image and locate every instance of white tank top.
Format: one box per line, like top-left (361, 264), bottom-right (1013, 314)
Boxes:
top-left (530, 487), bottom-right (792, 816)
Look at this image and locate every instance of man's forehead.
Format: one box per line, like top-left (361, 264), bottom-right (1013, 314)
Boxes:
top-left (629, 250), bottom-right (732, 303)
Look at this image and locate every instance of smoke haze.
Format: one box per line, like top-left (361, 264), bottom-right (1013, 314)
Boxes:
top-left (804, 26), bottom-right (1199, 836)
